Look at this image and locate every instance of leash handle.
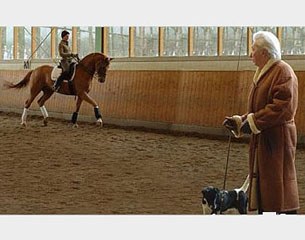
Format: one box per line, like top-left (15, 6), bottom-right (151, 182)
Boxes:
top-left (223, 134), bottom-right (232, 189)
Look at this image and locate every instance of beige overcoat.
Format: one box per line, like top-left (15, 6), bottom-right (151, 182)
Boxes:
top-left (244, 60), bottom-right (299, 212)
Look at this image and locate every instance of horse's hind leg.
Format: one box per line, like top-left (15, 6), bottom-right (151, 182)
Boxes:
top-left (21, 89), bottom-right (41, 126)
top-left (21, 108), bottom-right (29, 127)
top-left (37, 89), bottom-right (54, 126)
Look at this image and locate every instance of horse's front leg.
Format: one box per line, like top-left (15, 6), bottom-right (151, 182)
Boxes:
top-left (71, 97), bottom-right (83, 128)
top-left (94, 107), bottom-right (103, 127)
top-left (79, 92), bottom-right (103, 127)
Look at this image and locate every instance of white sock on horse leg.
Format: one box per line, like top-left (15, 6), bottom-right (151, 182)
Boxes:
top-left (40, 105), bottom-right (49, 118)
top-left (21, 108), bottom-right (29, 124)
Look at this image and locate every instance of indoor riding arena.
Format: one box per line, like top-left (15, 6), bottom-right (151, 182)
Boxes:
top-left (1, 26), bottom-right (305, 215)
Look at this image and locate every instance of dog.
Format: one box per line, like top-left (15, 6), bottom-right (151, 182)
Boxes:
top-left (202, 175), bottom-right (249, 214)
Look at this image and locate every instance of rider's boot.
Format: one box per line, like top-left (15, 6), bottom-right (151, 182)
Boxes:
top-left (52, 74), bottom-right (65, 92)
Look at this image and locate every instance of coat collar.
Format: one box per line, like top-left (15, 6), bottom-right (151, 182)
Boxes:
top-left (253, 59), bottom-right (280, 85)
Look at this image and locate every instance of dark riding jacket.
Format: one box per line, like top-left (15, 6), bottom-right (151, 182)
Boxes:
top-left (58, 39), bottom-right (73, 72)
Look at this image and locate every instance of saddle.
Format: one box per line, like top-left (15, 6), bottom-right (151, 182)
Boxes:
top-left (51, 62), bottom-right (77, 81)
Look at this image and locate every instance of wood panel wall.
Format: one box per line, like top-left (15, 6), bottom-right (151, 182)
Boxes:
top-left (1, 69), bottom-right (305, 140)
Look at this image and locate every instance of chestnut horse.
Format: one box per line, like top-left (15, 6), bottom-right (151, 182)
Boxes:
top-left (4, 53), bottom-right (112, 127)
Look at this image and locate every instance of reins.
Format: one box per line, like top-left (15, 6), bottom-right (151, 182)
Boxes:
top-left (74, 53), bottom-right (96, 76)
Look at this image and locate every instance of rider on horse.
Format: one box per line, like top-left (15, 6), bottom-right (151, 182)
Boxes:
top-left (53, 30), bottom-right (78, 92)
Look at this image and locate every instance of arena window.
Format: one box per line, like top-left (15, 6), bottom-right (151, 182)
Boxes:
top-left (2, 26), bottom-right (305, 65)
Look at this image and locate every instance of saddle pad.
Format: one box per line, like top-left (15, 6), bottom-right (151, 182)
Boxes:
top-left (51, 64), bottom-right (77, 82)
top-left (51, 67), bottom-right (62, 81)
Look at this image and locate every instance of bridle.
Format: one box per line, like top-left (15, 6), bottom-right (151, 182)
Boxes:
top-left (73, 54), bottom-right (109, 82)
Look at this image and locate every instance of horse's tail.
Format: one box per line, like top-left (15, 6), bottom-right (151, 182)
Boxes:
top-left (2, 70), bottom-right (33, 90)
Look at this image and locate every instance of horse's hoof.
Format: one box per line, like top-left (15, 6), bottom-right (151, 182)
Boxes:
top-left (72, 124), bottom-right (79, 128)
top-left (96, 118), bottom-right (103, 127)
top-left (21, 122), bottom-right (27, 127)
top-left (43, 118), bottom-right (48, 126)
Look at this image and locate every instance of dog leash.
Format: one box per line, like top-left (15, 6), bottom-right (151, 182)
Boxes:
top-left (222, 27), bottom-right (244, 190)
top-left (223, 134), bottom-right (232, 189)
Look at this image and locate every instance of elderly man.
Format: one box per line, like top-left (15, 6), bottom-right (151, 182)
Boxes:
top-left (223, 31), bottom-right (299, 214)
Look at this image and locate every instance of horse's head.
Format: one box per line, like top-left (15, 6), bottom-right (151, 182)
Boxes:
top-left (95, 55), bottom-right (113, 83)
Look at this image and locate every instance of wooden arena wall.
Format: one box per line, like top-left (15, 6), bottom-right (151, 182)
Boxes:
top-left (1, 69), bottom-right (305, 140)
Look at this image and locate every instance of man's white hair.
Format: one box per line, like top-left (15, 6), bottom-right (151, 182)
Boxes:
top-left (253, 31), bottom-right (281, 60)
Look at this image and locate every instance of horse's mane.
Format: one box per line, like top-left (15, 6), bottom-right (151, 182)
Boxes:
top-left (80, 52), bottom-right (106, 63)
top-left (76, 52), bottom-right (110, 77)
